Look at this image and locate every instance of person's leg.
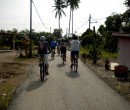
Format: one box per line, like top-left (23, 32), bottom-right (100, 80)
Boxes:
top-left (44, 54), bottom-right (49, 75)
top-left (70, 51), bottom-right (74, 68)
top-left (51, 47), bottom-right (54, 57)
top-left (45, 64), bottom-right (49, 75)
top-left (76, 51), bottom-right (79, 61)
top-left (39, 55), bottom-right (42, 66)
top-left (64, 49), bottom-right (66, 62)
top-left (54, 47), bottom-right (56, 54)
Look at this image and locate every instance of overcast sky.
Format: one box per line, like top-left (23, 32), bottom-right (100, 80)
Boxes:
top-left (0, 0), bottom-right (127, 35)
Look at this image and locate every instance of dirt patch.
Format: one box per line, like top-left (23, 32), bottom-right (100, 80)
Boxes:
top-left (0, 60), bottom-right (35, 110)
top-left (0, 61), bottom-right (31, 93)
top-left (81, 57), bottom-right (130, 102)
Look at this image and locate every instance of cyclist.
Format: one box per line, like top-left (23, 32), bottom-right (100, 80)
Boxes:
top-left (60, 38), bottom-right (67, 62)
top-left (70, 35), bottom-right (80, 68)
top-left (56, 39), bottom-right (61, 55)
top-left (38, 36), bottom-right (52, 75)
top-left (50, 39), bottom-right (57, 56)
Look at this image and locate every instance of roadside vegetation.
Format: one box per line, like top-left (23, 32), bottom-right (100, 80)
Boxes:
top-left (0, 56), bottom-right (38, 110)
top-left (0, 0), bottom-right (130, 109)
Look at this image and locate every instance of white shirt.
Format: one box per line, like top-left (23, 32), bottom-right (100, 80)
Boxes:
top-left (70, 40), bottom-right (80, 51)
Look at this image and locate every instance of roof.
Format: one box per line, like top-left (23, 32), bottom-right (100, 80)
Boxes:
top-left (112, 32), bottom-right (130, 38)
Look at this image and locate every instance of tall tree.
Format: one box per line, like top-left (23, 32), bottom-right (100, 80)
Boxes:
top-left (53, 0), bottom-right (66, 30)
top-left (65, 0), bottom-right (80, 36)
top-left (105, 14), bottom-right (122, 32)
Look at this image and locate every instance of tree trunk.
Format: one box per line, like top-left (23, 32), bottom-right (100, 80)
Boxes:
top-left (59, 15), bottom-right (60, 30)
top-left (72, 10), bottom-right (73, 35)
top-left (68, 6), bottom-right (71, 37)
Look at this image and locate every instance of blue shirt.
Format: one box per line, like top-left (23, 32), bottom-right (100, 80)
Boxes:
top-left (50, 40), bottom-right (57, 47)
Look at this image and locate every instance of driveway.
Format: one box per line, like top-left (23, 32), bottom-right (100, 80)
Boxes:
top-left (7, 51), bottom-right (130, 110)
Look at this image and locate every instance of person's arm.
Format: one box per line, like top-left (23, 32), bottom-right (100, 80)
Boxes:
top-left (47, 43), bottom-right (52, 53)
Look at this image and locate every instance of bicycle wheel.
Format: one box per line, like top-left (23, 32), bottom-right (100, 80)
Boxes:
top-left (73, 58), bottom-right (78, 72)
top-left (40, 63), bottom-right (45, 81)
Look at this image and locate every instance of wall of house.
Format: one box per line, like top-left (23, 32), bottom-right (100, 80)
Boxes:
top-left (118, 37), bottom-right (130, 70)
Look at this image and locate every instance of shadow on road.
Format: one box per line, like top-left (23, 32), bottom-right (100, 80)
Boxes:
top-left (26, 79), bottom-right (48, 92)
top-left (57, 63), bottom-right (66, 67)
top-left (66, 70), bottom-right (80, 78)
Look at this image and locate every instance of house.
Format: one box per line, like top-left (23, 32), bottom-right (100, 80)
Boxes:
top-left (112, 32), bottom-right (130, 70)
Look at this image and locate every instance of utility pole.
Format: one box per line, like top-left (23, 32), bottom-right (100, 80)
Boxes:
top-left (29, 0), bottom-right (32, 57)
top-left (50, 27), bottom-right (51, 33)
top-left (66, 28), bottom-right (68, 37)
top-left (88, 14), bottom-right (97, 29)
top-left (89, 14), bottom-right (91, 29)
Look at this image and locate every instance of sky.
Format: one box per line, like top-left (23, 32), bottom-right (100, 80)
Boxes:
top-left (0, 0), bottom-right (127, 36)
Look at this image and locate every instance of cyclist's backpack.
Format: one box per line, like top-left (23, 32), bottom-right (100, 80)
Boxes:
top-left (39, 41), bottom-right (44, 50)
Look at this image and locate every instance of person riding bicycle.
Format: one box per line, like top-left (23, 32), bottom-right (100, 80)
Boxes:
top-left (60, 38), bottom-right (67, 62)
top-left (70, 35), bottom-right (80, 68)
top-left (38, 36), bottom-right (52, 75)
top-left (56, 39), bottom-right (61, 55)
top-left (50, 39), bottom-right (57, 56)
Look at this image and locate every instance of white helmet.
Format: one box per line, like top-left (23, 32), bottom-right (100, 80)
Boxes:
top-left (40, 36), bottom-right (45, 41)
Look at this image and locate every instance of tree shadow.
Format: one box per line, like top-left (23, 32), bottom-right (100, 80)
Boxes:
top-left (66, 70), bottom-right (80, 78)
top-left (26, 78), bottom-right (48, 92)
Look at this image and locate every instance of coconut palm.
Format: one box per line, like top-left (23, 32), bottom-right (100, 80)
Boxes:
top-left (53, 0), bottom-right (66, 30)
top-left (65, 0), bottom-right (80, 36)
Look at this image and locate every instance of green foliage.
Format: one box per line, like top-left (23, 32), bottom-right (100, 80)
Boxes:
top-left (105, 14), bottom-right (122, 32)
top-left (0, 46), bottom-right (10, 50)
top-left (80, 47), bottom-right (89, 55)
top-left (101, 51), bottom-right (117, 59)
top-left (53, 0), bottom-right (66, 29)
top-left (89, 45), bottom-right (101, 64)
top-left (53, 29), bottom-right (62, 39)
top-left (0, 83), bottom-right (13, 110)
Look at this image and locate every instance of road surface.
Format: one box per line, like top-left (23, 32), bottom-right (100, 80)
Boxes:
top-left (7, 51), bottom-right (130, 110)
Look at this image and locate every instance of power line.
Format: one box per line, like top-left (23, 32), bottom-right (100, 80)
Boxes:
top-left (91, 17), bottom-right (106, 21)
top-left (32, 0), bottom-right (47, 29)
top-left (75, 21), bottom-right (89, 31)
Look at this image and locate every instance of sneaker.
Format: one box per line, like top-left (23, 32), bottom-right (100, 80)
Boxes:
top-left (70, 64), bottom-right (73, 68)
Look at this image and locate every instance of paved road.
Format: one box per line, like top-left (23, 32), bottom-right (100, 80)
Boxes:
top-left (7, 51), bottom-right (130, 110)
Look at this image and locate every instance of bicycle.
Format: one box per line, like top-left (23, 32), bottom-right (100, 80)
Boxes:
top-left (70, 55), bottom-right (78, 72)
top-left (39, 55), bottom-right (46, 81)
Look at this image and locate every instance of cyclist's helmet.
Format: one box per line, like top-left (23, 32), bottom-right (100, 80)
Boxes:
top-left (40, 36), bottom-right (45, 41)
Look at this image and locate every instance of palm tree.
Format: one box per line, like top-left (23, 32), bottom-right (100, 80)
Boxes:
top-left (65, 0), bottom-right (80, 37)
top-left (53, 0), bottom-right (66, 30)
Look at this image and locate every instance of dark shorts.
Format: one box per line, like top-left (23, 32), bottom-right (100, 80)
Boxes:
top-left (71, 51), bottom-right (79, 57)
top-left (51, 47), bottom-right (55, 50)
top-left (60, 47), bottom-right (66, 54)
